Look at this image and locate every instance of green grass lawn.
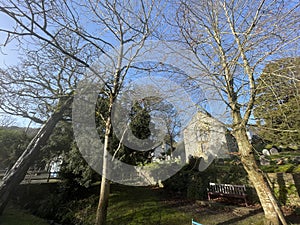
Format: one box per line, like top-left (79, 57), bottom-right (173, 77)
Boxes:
top-left (2, 184), bottom-right (298, 225)
top-left (107, 185), bottom-right (195, 225)
top-left (0, 206), bottom-right (49, 225)
top-left (106, 185), bottom-right (266, 225)
top-left (106, 184), bottom-right (300, 225)
top-left (53, 184), bottom-right (266, 225)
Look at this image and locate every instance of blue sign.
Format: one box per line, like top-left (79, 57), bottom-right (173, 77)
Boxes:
top-left (192, 219), bottom-right (203, 225)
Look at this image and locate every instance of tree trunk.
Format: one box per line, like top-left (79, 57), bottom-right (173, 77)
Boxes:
top-left (95, 176), bottom-right (110, 225)
top-left (233, 122), bottom-right (287, 225)
top-left (95, 117), bottom-right (112, 225)
top-left (0, 97), bottom-right (72, 215)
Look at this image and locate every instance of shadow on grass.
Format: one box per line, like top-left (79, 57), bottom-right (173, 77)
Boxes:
top-left (216, 208), bottom-right (263, 225)
top-left (285, 208), bottom-right (300, 225)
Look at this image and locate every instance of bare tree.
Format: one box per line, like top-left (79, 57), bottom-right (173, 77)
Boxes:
top-left (0, 114), bottom-right (15, 127)
top-left (0, 96), bottom-right (72, 214)
top-left (149, 97), bottom-right (182, 157)
top-left (0, 1), bottom-right (163, 224)
top-left (172, 0), bottom-right (300, 224)
top-left (0, 33), bottom-right (83, 215)
top-left (0, 35), bottom-right (85, 123)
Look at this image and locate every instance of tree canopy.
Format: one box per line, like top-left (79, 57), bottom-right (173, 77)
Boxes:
top-left (254, 57), bottom-right (300, 149)
top-left (0, 127), bottom-right (30, 170)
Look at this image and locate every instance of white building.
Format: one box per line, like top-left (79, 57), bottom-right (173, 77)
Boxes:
top-left (183, 112), bottom-right (237, 165)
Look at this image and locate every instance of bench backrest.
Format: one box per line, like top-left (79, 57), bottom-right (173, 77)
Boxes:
top-left (208, 182), bottom-right (246, 195)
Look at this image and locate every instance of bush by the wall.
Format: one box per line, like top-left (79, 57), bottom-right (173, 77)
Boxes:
top-left (162, 157), bottom-right (249, 200)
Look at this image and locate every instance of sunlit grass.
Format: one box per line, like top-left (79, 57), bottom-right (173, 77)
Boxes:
top-left (107, 185), bottom-right (195, 225)
top-left (106, 185), bottom-right (266, 225)
top-left (1, 185), bottom-right (289, 225)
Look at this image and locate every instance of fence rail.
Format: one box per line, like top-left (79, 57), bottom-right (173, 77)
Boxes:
top-left (0, 169), bottom-right (60, 184)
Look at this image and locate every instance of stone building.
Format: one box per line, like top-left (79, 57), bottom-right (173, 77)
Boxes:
top-left (183, 112), bottom-right (237, 167)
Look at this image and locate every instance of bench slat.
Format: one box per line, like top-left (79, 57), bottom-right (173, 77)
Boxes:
top-left (207, 182), bottom-right (248, 206)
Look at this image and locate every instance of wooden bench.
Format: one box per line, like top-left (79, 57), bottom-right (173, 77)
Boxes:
top-left (207, 182), bottom-right (248, 206)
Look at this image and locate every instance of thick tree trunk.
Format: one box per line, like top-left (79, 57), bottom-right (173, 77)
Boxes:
top-left (233, 123), bottom-right (287, 225)
top-left (0, 97), bottom-right (72, 215)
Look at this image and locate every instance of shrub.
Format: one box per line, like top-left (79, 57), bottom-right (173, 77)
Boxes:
top-left (162, 157), bottom-right (249, 200)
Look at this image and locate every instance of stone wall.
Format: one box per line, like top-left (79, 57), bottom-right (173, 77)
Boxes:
top-left (267, 173), bottom-right (300, 207)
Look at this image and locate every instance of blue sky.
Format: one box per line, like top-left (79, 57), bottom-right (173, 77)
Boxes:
top-left (0, 14), bottom-right (33, 127)
top-left (0, 40), bottom-right (21, 68)
top-left (0, 13), bottom-right (21, 67)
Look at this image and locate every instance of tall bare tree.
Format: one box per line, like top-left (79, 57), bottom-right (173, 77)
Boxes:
top-left (172, 0), bottom-right (300, 224)
top-left (0, 96), bottom-right (72, 214)
top-left (0, 33), bottom-right (83, 215)
top-left (0, 1), bottom-right (163, 224)
top-left (0, 34), bottom-right (85, 123)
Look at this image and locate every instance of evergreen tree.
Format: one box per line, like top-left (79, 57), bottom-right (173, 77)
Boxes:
top-left (254, 57), bottom-right (300, 148)
top-left (112, 99), bottom-right (153, 166)
top-left (0, 128), bottom-right (30, 170)
top-left (130, 100), bottom-right (151, 140)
